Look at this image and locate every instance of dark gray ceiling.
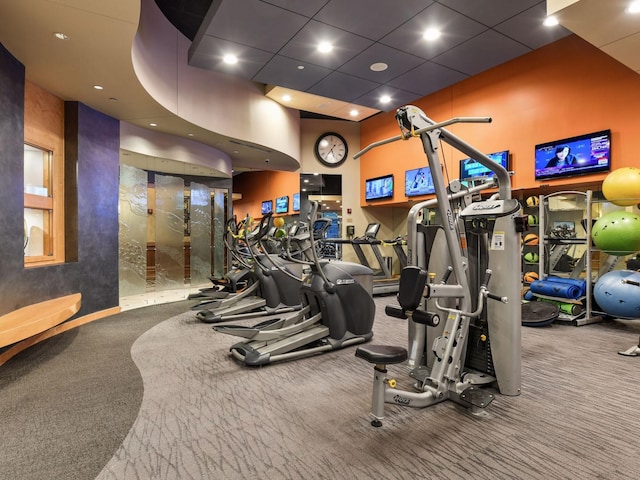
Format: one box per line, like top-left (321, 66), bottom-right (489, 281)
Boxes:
top-left (183, 0), bottom-right (571, 114)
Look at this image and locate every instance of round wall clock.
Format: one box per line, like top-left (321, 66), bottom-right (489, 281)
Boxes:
top-left (314, 132), bottom-right (348, 167)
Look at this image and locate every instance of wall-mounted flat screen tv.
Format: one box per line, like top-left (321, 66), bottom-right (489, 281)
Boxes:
top-left (261, 200), bottom-right (273, 215)
top-left (459, 150), bottom-right (510, 181)
top-left (534, 130), bottom-right (611, 181)
top-left (365, 174), bottom-right (394, 201)
top-left (292, 192), bottom-right (300, 212)
top-left (405, 167), bottom-right (435, 197)
top-left (275, 195), bottom-right (289, 214)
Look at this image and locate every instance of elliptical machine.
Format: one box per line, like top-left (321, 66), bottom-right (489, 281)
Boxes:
top-left (354, 105), bottom-right (523, 426)
top-left (213, 201), bottom-right (376, 366)
top-left (193, 213), bottom-right (304, 323)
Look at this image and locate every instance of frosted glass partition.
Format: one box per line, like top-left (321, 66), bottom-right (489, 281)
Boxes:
top-left (155, 174), bottom-right (185, 290)
top-left (212, 189), bottom-right (226, 279)
top-left (190, 182), bottom-right (212, 285)
top-left (118, 164), bottom-right (148, 297)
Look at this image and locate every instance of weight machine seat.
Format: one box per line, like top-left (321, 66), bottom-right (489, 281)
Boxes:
top-left (355, 345), bottom-right (408, 365)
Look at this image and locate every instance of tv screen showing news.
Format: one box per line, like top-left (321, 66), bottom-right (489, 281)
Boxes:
top-left (292, 192), bottom-right (300, 212)
top-left (405, 167), bottom-right (435, 197)
top-left (534, 130), bottom-right (611, 181)
top-left (365, 174), bottom-right (394, 201)
top-left (459, 150), bottom-right (509, 181)
top-left (275, 195), bottom-right (289, 214)
top-left (261, 200), bottom-right (273, 215)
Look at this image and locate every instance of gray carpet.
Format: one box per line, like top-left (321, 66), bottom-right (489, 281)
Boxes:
top-left (2, 297), bottom-right (640, 479)
top-left (0, 301), bottom-right (191, 480)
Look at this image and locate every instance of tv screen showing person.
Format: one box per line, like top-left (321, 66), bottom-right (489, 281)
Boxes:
top-left (546, 145), bottom-right (576, 168)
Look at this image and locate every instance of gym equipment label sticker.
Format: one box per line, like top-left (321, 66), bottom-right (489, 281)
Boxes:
top-left (491, 231), bottom-right (505, 250)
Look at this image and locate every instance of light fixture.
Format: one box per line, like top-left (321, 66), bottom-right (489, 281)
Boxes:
top-left (317, 41), bottom-right (333, 53)
top-left (53, 32), bottom-right (68, 40)
top-left (543, 16), bottom-right (559, 27)
top-left (282, 94), bottom-right (292, 102)
top-left (349, 109), bottom-right (359, 117)
top-left (149, 123), bottom-right (157, 127)
top-left (380, 95), bottom-right (391, 104)
top-left (422, 28), bottom-right (441, 41)
top-left (370, 62), bottom-right (388, 72)
top-left (223, 54), bottom-right (238, 64)
top-left (297, 65), bottom-right (305, 70)
top-left (187, 133), bottom-right (194, 137)
top-left (93, 85), bottom-right (104, 90)
top-left (627, 0), bottom-right (640, 13)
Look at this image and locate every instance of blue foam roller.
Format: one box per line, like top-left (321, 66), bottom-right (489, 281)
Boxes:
top-left (529, 280), bottom-right (581, 299)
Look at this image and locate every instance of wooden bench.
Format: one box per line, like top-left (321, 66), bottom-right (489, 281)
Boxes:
top-left (0, 293), bottom-right (82, 348)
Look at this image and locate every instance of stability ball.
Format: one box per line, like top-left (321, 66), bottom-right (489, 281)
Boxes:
top-left (602, 167), bottom-right (640, 206)
top-left (594, 270), bottom-right (640, 319)
top-left (273, 216), bottom-right (285, 228)
top-left (591, 210), bottom-right (640, 255)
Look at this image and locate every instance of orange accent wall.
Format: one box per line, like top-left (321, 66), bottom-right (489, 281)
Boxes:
top-left (233, 170), bottom-right (299, 220)
top-left (360, 35), bottom-right (640, 206)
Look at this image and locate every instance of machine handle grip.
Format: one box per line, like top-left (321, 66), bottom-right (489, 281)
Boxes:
top-left (486, 292), bottom-right (508, 304)
top-left (441, 267), bottom-right (453, 284)
top-left (482, 269), bottom-right (492, 288)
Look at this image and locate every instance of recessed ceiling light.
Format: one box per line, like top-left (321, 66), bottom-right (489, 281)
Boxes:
top-left (627, 1), bottom-right (640, 13)
top-left (149, 123), bottom-right (157, 127)
top-left (349, 109), bottom-right (359, 117)
top-left (422, 28), bottom-right (441, 41)
top-left (282, 94), bottom-right (292, 102)
top-left (380, 95), bottom-right (392, 104)
top-left (543, 16), bottom-right (559, 26)
top-left (297, 65), bottom-right (305, 70)
top-left (187, 133), bottom-right (194, 136)
top-left (317, 42), bottom-right (333, 53)
top-left (53, 32), bottom-right (68, 40)
top-left (370, 62), bottom-right (388, 72)
top-left (223, 54), bottom-right (238, 64)
top-left (93, 85), bottom-right (104, 90)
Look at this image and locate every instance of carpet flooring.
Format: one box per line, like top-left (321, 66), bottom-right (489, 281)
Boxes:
top-left (1, 297), bottom-right (640, 480)
top-left (0, 301), bottom-right (191, 480)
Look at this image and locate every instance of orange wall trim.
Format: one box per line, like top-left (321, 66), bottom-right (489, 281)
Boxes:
top-left (359, 35), bottom-right (640, 206)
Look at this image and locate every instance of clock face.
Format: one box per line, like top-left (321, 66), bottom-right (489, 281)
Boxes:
top-left (314, 132), bottom-right (348, 167)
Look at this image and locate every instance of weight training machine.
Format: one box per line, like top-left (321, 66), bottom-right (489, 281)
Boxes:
top-left (354, 105), bottom-right (524, 426)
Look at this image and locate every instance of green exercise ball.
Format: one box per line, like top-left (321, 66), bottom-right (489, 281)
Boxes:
top-left (591, 210), bottom-right (640, 255)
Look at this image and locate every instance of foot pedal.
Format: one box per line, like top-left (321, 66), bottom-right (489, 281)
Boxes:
top-left (459, 386), bottom-right (495, 409)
